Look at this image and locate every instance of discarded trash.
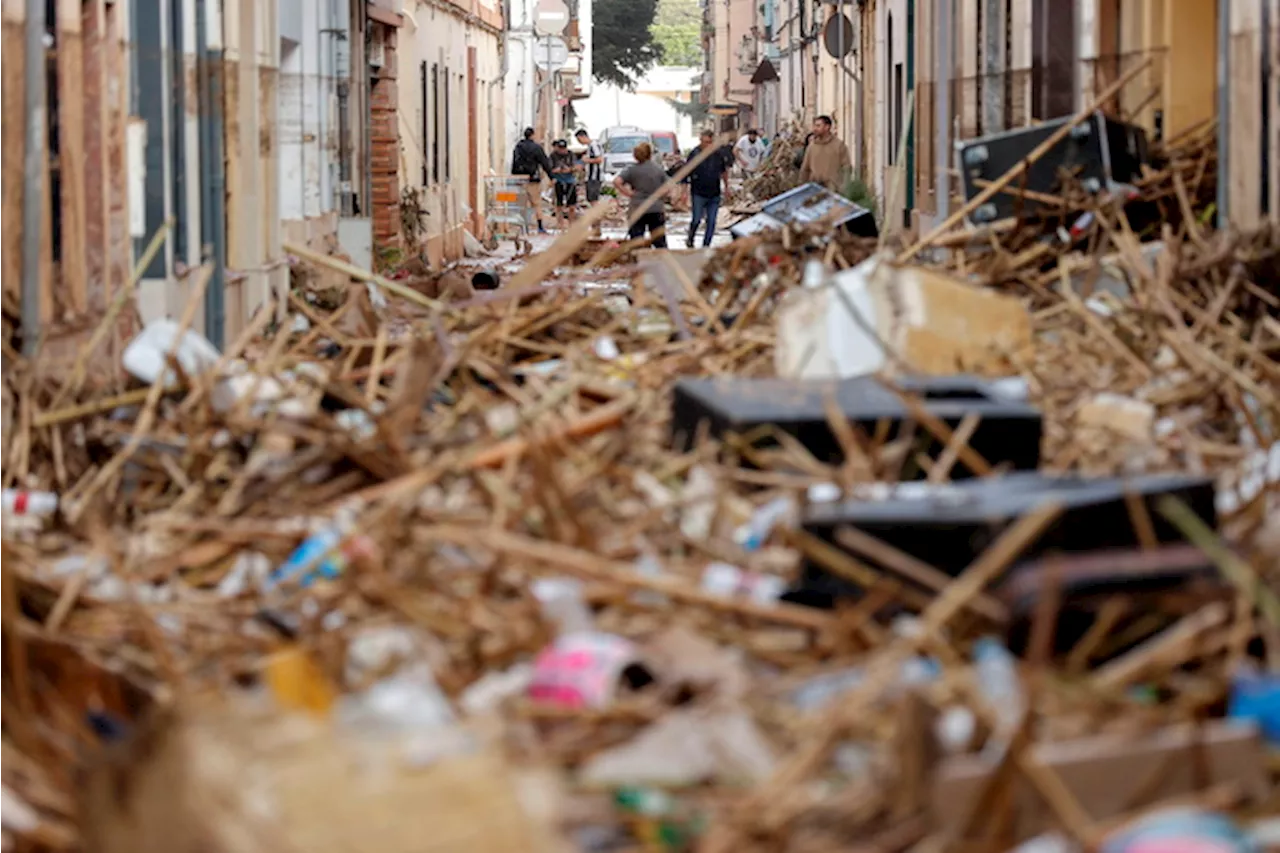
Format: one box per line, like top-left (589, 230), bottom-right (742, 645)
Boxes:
top-left (2, 489), bottom-right (58, 518)
top-left (1101, 809), bottom-right (1258, 853)
top-left (1229, 665), bottom-right (1280, 745)
top-left (528, 632), bottom-right (650, 710)
top-left (471, 268), bottom-right (500, 289)
top-left (700, 562), bottom-right (786, 605)
top-left (122, 318), bottom-right (222, 386)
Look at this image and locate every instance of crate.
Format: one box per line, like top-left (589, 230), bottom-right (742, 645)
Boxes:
top-left (670, 374), bottom-right (1043, 476)
top-left (788, 471), bottom-right (1216, 609)
top-left (957, 111), bottom-right (1149, 225)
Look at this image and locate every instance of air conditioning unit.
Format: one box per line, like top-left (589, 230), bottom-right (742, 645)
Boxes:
top-left (368, 28), bottom-right (386, 69)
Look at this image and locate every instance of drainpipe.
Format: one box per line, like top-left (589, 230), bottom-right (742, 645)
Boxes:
top-left (1216, 0), bottom-right (1229, 228)
top-left (21, 0), bottom-right (46, 356)
top-left (934, 0), bottom-right (951, 223)
top-left (196, 0), bottom-right (228, 347)
top-left (336, 1), bottom-right (353, 214)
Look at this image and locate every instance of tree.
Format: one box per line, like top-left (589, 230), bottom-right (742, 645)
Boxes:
top-left (593, 0), bottom-right (661, 89)
top-left (650, 0), bottom-right (703, 67)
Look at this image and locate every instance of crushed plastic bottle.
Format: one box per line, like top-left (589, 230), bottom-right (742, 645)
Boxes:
top-left (266, 502), bottom-right (364, 591)
top-left (1228, 663), bottom-right (1280, 745)
top-left (791, 656), bottom-right (940, 712)
top-left (614, 787), bottom-right (705, 851)
top-left (733, 496), bottom-right (796, 551)
top-left (700, 562), bottom-right (786, 605)
top-left (531, 577), bottom-right (596, 636)
top-left (973, 636), bottom-right (1025, 737)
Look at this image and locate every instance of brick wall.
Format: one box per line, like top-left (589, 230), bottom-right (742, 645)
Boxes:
top-left (370, 22), bottom-right (401, 253)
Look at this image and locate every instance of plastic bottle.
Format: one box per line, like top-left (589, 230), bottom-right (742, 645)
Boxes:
top-left (734, 496), bottom-right (796, 551)
top-left (801, 257), bottom-right (828, 289)
top-left (1, 489), bottom-right (58, 518)
top-left (267, 503), bottom-right (362, 591)
top-left (700, 562), bottom-right (786, 605)
top-left (973, 636), bottom-right (1025, 736)
top-left (531, 577), bottom-right (596, 636)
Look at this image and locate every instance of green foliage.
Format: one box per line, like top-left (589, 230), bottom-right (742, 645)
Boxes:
top-left (840, 174), bottom-right (880, 220)
top-left (665, 97), bottom-right (709, 126)
top-left (650, 0), bottom-right (703, 66)
top-left (593, 0), bottom-right (661, 88)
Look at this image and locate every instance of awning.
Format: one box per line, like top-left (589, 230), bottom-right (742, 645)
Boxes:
top-left (750, 58), bottom-right (779, 85)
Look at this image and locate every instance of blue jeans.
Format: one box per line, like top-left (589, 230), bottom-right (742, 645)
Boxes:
top-left (688, 193), bottom-right (721, 247)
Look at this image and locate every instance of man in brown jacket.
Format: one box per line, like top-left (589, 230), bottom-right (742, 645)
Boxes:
top-left (799, 115), bottom-right (852, 191)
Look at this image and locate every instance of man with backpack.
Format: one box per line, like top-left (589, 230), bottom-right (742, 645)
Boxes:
top-left (511, 127), bottom-right (554, 234)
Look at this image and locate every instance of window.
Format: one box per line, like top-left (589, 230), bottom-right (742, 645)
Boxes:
top-left (431, 63), bottom-right (440, 182)
top-left (420, 61), bottom-right (429, 186)
top-left (444, 66), bottom-right (452, 181)
top-left (886, 13), bottom-right (894, 164)
top-left (605, 135), bottom-right (649, 153)
top-left (1031, 0), bottom-right (1077, 120)
top-left (893, 63), bottom-right (903, 164)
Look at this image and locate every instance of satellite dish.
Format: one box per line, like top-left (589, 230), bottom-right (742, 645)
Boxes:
top-left (823, 13), bottom-right (855, 59)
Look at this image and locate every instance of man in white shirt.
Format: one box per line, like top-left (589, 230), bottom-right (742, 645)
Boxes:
top-left (734, 128), bottom-right (768, 174)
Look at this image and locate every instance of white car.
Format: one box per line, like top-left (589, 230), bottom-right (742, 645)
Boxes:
top-left (598, 126), bottom-right (653, 180)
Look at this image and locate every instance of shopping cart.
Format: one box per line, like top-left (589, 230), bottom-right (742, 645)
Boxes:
top-left (485, 175), bottom-right (533, 251)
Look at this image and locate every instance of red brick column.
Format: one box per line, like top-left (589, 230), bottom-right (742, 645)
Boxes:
top-left (370, 22), bottom-right (401, 254)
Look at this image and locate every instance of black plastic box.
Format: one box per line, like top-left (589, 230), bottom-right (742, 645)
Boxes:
top-left (958, 111), bottom-right (1149, 225)
top-left (790, 471), bottom-right (1217, 607)
top-left (670, 374), bottom-right (1042, 476)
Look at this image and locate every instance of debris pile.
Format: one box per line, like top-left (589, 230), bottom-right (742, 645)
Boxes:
top-left (742, 120), bottom-right (811, 202)
top-left (2, 117), bottom-right (1279, 853)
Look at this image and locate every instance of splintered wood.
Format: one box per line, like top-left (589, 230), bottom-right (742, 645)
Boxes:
top-left (2, 119), bottom-right (1278, 853)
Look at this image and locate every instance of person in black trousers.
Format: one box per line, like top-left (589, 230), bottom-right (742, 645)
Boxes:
top-left (683, 129), bottom-right (732, 247)
top-left (613, 142), bottom-right (669, 248)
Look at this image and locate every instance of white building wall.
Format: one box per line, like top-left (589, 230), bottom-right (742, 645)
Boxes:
top-left (399, 0), bottom-right (504, 257)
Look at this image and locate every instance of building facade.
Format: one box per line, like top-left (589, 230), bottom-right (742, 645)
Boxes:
top-left (720, 0), bottom-right (1273, 233)
top-left (505, 0), bottom-right (592, 156)
top-left (396, 0), bottom-right (506, 264)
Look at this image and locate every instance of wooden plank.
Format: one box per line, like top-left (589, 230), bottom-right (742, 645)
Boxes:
top-left (105, 0), bottom-right (129, 312)
top-left (2, 1), bottom-right (27, 303)
top-left (81, 0), bottom-right (109, 313)
top-left (1270, 0), bottom-right (1280, 226)
top-left (57, 0), bottom-right (88, 315)
top-left (1229, 2), bottom-right (1262, 228)
top-left (1163, 0), bottom-right (1216, 140)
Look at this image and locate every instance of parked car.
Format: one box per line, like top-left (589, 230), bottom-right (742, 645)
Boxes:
top-left (649, 131), bottom-right (681, 160)
top-left (598, 126), bottom-right (654, 178)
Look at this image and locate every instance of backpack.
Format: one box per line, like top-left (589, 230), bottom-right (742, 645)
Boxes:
top-left (512, 141), bottom-right (536, 177)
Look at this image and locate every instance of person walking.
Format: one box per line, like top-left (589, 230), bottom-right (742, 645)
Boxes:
top-left (549, 139), bottom-right (578, 230)
top-left (798, 115), bottom-right (852, 191)
top-left (613, 142), bottom-right (669, 248)
top-left (734, 128), bottom-right (768, 175)
top-left (511, 127), bottom-right (553, 234)
top-left (683, 129), bottom-right (731, 248)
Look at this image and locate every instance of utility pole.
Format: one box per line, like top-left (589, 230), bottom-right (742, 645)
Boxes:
top-left (21, 0), bottom-right (47, 356)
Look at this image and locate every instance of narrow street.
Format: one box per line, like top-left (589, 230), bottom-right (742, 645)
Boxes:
top-left (2, 1), bottom-right (1280, 851)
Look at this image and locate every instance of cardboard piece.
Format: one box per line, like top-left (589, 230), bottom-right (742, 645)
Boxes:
top-left (931, 721), bottom-right (1271, 842)
top-left (80, 700), bottom-right (572, 853)
top-left (776, 255), bottom-right (1033, 380)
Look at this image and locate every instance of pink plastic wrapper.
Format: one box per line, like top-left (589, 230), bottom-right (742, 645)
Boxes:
top-left (528, 632), bottom-right (641, 710)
